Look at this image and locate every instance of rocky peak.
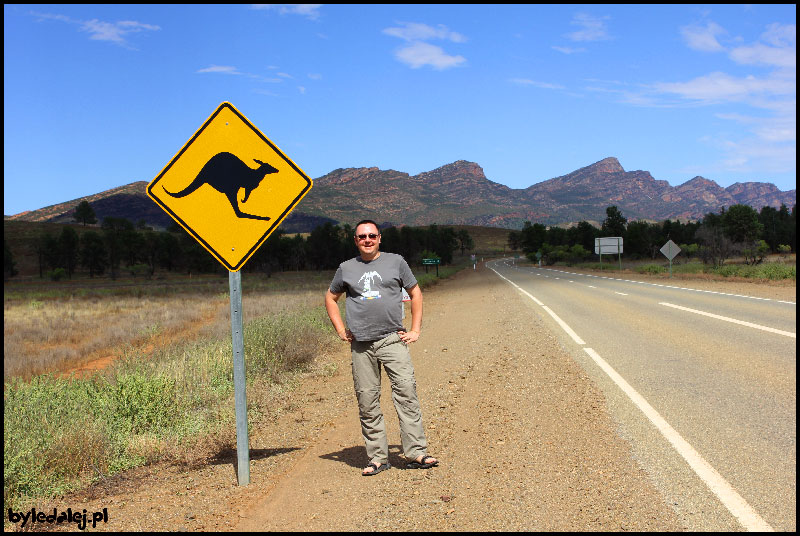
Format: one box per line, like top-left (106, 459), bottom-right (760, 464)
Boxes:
top-left (416, 160), bottom-right (486, 182)
top-left (586, 157), bottom-right (625, 174)
top-left (677, 176), bottom-right (722, 191)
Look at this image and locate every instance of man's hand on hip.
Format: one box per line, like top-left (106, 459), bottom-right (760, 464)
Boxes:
top-left (398, 330), bottom-right (420, 344)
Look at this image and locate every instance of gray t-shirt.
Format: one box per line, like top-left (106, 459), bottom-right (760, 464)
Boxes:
top-left (329, 252), bottom-right (418, 342)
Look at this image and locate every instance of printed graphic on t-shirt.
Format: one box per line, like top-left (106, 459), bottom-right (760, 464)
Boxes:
top-left (358, 270), bottom-right (383, 300)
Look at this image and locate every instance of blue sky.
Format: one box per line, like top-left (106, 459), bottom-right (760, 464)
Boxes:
top-left (4, 4), bottom-right (796, 216)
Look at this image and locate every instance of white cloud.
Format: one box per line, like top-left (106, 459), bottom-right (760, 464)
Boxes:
top-left (566, 13), bottom-right (611, 42)
top-left (30, 11), bottom-right (159, 49)
top-left (196, 65), bottom-right (242, 75)
top-left (383, 22), bottom-right (466, 43)
top-left (394, 42), bottom-right (465, 70)
top-left (251, 4), bottom-right (322, 20)
top-left (510, 79), bottom-right (564, 90)
top-left (761, 22), bottom-right (796, 48)
top-left (552, 45), bottom-right (585, 55)
top-left (730, 41), bottom-right (795, 69)
top-left (383, 22), bottom-right (467, 70)
top-left (680, 22), bottom-right (726, 52)
top-left (652, 71), bottom-right (794, 103)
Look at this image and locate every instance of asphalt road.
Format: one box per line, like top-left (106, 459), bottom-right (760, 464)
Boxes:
top-left (488, 259), bottom-right (796, 532)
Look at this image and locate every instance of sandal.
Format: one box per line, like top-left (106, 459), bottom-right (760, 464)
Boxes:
top-left (362, 461), bottom-right (391, 476)
top-left (407, 455), bottom-right (439, 469)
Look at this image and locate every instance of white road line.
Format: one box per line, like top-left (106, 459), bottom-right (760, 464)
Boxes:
top-left (584, 347), bottom-right (774, 532)
top-left (490, 267), bottom-right (544, 305)
top-left (529, 266), bottom-right (796, 305)
top-left (615, 292), bottom-right (628, 296)
top-left (660, 302), bottom-right (796, 339)
top-left (518, 287), bottom-right (544, 306)
top-left (541, 306), bottom-right (586, 345)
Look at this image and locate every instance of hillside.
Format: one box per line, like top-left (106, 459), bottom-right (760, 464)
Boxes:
top-left (6, 157), bottom-right (795, 231)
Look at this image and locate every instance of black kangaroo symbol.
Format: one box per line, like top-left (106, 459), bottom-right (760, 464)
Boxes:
top-left (163, 152), bottom-right (278, 221)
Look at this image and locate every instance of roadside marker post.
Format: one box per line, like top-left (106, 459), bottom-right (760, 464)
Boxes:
top-left (147, 102), bottom-right (312, 486)
top-left (660, 240), bottom-right (681, 278)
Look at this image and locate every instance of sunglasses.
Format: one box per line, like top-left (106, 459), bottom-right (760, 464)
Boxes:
top-left (355, 233), bottom-right (379, 241)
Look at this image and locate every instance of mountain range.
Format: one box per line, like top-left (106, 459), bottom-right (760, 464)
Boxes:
top-left (6, 157), bottom-right (795, 231)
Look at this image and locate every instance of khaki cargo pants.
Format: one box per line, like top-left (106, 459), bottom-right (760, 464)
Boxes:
top-left (350, 332), bottom-right (428, 465)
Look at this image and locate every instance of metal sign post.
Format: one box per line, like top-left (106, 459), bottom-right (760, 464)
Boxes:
top-left (229, 270), bottom-right (249, 485)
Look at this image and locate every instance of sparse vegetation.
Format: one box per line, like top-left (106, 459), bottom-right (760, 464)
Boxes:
top-left (3, 262), bottom-right (467, 517)
top-left (3, 283), bottom-right (334, 515)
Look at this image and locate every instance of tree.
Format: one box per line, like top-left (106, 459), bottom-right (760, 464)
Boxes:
top-left (623, 220), bottom-right (655, 258)
top-left (79, 231), bottom-right (107, 277)
top-left (102, 217), bottom-right (136, 279)
top-left (4, 239), bottom-right (18, 280)
top-left (722, 204), bottom-right (763, 244)
top-left (34, 232), bottom-right (61, 278)
top-left (73, 200), bottom-right (97, 226)
top-left (566, 244), bottom-right (590, 266)
top-left (455, 229), bottom-right (474, 255)
top-left (696, 224), bottom-right (734, 267)
top-left (519, 222), bottom-right (547, 254)
top-left (59, 226), bottom-right (80, 278)
top-left (568, 221), bottom-right (599, 253)
top-left (601, 206), bottom-right (627, 237)
top-left (742, 240), bottom-right (770, 265)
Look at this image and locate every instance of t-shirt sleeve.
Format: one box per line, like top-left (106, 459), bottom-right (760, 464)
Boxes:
top-left (399, 257), bottom-right (418, 290)
top-left (329, 266), bottom-right (346, 294)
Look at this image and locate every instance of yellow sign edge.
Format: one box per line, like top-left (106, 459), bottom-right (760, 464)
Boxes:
top-left (146, 102), bottom-right (313, 272)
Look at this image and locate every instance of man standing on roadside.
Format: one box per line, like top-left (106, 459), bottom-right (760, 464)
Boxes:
top-left (325, 220), bottom-right (439, 476)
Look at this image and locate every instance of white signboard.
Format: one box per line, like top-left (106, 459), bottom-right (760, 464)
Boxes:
top-left (660, 240), bottom-right (681, 261)
top-left (595, 237), bottom-right (623, 255)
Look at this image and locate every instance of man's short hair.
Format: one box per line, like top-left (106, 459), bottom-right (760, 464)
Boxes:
top-left (355, 219), bottom-right (380, 233)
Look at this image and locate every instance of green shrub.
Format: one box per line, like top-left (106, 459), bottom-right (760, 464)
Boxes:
top-left (754, 263), bottom-right (795, 280)
top-left (47, 268), bottom-right (67, 281)
top-left (636, 264), bottom-right (667, 274)
top-left (709, 263), bottom-right (795, 280)
top-left (108, 370), bottom-right (180, 435)
top-left (3, 375), bottom-right (112, 509)
top-left (128, 263), bottom-right (152, 279)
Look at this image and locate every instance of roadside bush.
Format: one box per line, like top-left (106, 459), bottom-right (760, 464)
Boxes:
top-left (244, 308), bottom-right (330, 376)
top-left (710, 263), bottom-right (795, 280)
top-left (636, 264), bottom-right (667, 275)
top-left (108, 370), bottom-right (181, 436)
top-left (4, 375), bottom-right (112, 510)
top-left (47, 268), bottom-right (67, 281)
top-left (128, 263), bottom-right (152, 279)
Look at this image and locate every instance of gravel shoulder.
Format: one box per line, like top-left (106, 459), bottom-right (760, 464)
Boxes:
top-left (32, 263), bottom-right (795, 532)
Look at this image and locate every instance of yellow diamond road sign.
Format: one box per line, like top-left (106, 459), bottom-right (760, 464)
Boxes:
top-left (147, 102), bottom-right (312, 271)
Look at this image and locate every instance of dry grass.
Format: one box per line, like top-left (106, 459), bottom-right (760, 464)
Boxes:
top-left (3, 296), bottom-right (225, 379)
top-left (3, 286), bottom-right (326, 380)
